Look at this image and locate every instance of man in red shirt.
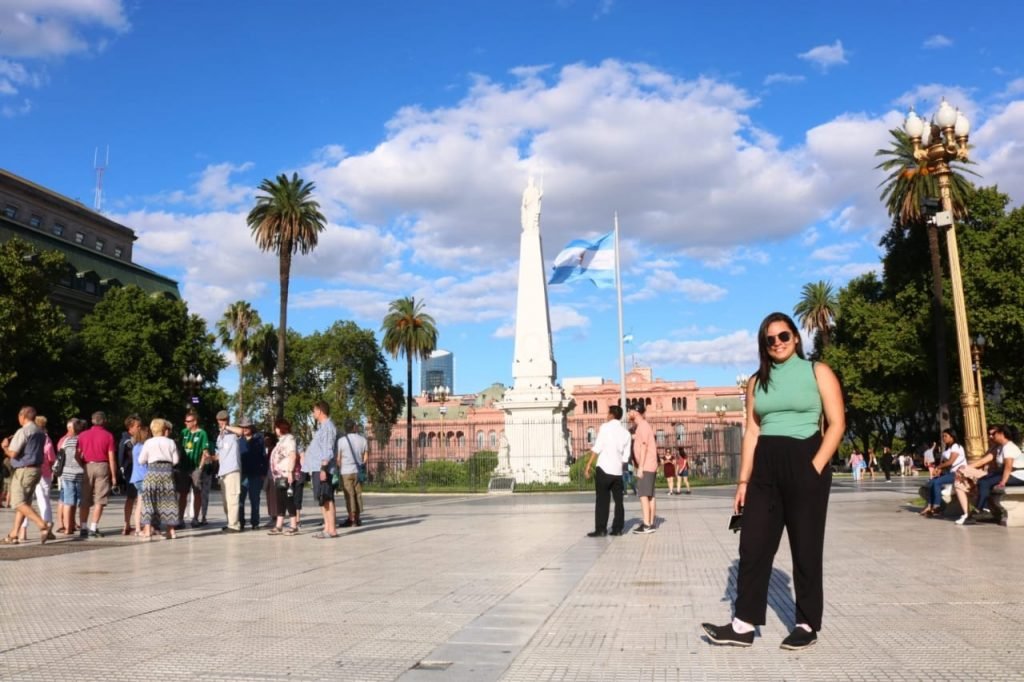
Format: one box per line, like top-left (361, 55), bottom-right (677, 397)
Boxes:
top-left (77, 411), bottom-right (117, 538)
top-left (629, 403), bottom-right (659, 534)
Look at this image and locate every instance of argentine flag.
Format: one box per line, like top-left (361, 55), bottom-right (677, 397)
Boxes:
top-left (548, 231), bottom-right (615, 289)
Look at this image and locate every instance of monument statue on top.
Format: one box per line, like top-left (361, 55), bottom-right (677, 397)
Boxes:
top-left (495, 177), bottom-right (572, 484)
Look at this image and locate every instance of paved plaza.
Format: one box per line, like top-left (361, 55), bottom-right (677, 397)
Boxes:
top-left (1, 477), bottom-right (1022, 681)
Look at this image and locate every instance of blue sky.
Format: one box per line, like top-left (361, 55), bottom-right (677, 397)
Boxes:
top-left (3, 1), bottom-right (1023, 397)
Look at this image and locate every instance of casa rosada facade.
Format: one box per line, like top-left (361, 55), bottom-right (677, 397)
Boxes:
top-left (380, 367), bottom-right (746, 463)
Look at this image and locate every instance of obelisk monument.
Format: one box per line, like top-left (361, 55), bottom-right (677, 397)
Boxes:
top-left (496, 177), bottom-right (572, 483)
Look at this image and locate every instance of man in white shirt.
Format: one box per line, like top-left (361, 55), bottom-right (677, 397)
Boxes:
top-left (584, 405), bottom-right (632, 537)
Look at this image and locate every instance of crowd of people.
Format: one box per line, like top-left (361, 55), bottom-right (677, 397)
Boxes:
top-left (0, 401), bottom-right (369, 544)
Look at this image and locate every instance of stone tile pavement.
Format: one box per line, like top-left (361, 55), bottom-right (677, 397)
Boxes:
top-left (1, 477), bottom-right (1022, 681)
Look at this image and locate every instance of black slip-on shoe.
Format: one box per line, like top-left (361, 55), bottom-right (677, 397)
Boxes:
top-left (702, 623), bottom-right (754, 647)
top-left (586, 530), bottom-right (607, 537)
top-left (609, 529), bottom-right (623, 536)
top-left (631, 524), bottom-right (647, 534)
top-left (780, 627), bottom-right (817, 650)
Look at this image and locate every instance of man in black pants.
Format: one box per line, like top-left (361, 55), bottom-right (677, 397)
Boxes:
top-left (881, 445), bottom-right (894, 482)
top-left (583, 406), bottom-right (632, 537)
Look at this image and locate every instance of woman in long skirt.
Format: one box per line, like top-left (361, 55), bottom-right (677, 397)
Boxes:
top-left (138, 419), bottom-right (180, 540)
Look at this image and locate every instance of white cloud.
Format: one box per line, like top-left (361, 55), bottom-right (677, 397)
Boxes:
top-left (797, 40), bottom-right (848, 71)
top-left (0, 0), bottom-right (129, 58)
top-left (0, 1), bottom-right (128, 112)
top-left (763, 72), bottom-right (805, 86)
top-left (997, 78), bottom-right (1024, 99)
top-left (817, 261), bottom-right (881, 280)
top-left (625, 269), bottom-right (727, 303)
top-left (302, 60), bottom-right (855, 269)
top-left (971, 100), bottom-right (1024, 207)
top-left (922, 34), bottom-right (953, 49)
top-left (151, 162), bottom-right (256, 210)
top-left (810, 242), bottom-right (859, 262)
top-left (801, 227), bottom-right (820, 246)
top-left (1, 98), bottom-right (32, 118)
top-left (638, 330), bottom-right (758, 367)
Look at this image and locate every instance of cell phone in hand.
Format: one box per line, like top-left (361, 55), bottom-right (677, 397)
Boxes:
top-left (728, 506), bottom-right (743, 533)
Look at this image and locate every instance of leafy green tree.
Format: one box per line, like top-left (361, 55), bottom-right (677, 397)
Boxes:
top-left (247, 173), bottom-right (327, 419)
top-left (823, 274), bottom-right (932, 451)
top-left (0, 239), bottom-right (73, 424)
top-left (381, 296), bottom-right (438, 469)
top-left (216, 300), bottom-right (261, 418)
top-left (875, 127), bottom-right (976, 431)
top-left (793, 280), bottom-right (837, 354)
top-left (77, 286), bottom-right (226, 426)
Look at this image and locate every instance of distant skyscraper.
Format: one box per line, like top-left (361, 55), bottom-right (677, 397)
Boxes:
top-left (421, 349), bottom-right (454, 394)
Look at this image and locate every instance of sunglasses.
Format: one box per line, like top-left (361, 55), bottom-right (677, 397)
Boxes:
top-left (765, 331), bottom-right (793, 346)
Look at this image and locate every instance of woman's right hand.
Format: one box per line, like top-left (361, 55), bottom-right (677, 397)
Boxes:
top-left (734, 483), bottom-right (747, 514)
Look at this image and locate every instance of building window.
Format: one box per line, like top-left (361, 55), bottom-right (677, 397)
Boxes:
top-left (674, 424), bottom-right (686, 443)
top-left (682, 397), bottom-right (687, 411)
top-left (74, 232), bottom-right (85, 244)
top-left (417, 433), bottom-right (427, 448)
top-left (3, 204), bottom-right (16, 219)
top-left (476, 431), bottom-right (485, 448)
top-left (489, 431), bottom-right (497, 448)
top-left (84, 279), bottom-right (97, 294)
top-left (656, 429), bottom-right (666, 445)
top-left (586, 427), bottom-right (595, 444)
top-left (95, 239), bottom-right (105, 252)
top-left (113, 246), bottom-right (123, 258)
top-left (52, 223), bottom-right (65, 237)
top-left (29, 214), bottom-right (42, 228)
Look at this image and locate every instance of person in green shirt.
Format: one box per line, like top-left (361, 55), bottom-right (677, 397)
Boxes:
top-left (179, 410), bottom-right (214, 528)
top-left (703, 311), bottom-right (845, 651)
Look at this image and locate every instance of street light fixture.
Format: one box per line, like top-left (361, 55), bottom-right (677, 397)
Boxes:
top-left (715, 404), bottom-right (727, 423)
top-left (905, 99), bottom-right (985, 458)
top-left (434, 386), bottom-right (450, 455)
top-left (182, 372), bottom-right (203, 408)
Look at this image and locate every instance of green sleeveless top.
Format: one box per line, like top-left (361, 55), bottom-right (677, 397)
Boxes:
top-left (753, 355), bottom-right (822, 438)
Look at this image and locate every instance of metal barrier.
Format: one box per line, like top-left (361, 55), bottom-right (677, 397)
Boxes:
top-left (362, 416), bottom-right (741, 493)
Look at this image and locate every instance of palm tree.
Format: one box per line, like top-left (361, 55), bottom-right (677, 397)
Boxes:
top-left (247, 173), bottom-right (326, 419)
top-left (249, 323), bottom-right (279, 419)
top-left (794, 280), bottom-right (838, 353)
top-left (216, 301), bottom-right (262, 418)
top-left (381, 296), bottom-right (438, 470)
top-left (875, 127), bottom-right (975, 431)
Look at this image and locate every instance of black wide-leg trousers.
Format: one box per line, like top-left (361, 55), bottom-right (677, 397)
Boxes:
top-left (735, 434), bottom-right (831, 632)
top-left (594, 467), bottom-right (624, 533)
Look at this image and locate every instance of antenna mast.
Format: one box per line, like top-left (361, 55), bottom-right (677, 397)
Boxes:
top-left (93, 146), bottom-right (109, 211)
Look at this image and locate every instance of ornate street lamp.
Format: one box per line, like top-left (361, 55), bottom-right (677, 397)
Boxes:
top-left (905, 99), bottom-right (985, 458)
top-left (182, 372), bottom-right (203, 408)
top-left (434, 386), bottom-right (450, 455)
top-left (715, 404), bottom-right (727, 423)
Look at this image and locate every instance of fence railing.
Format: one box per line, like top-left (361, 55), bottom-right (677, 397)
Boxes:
top-left (362, 416), bottom-right (742, 492)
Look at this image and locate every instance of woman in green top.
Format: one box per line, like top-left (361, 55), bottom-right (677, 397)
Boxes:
top-left (703, 312), bottom-right (845, 650)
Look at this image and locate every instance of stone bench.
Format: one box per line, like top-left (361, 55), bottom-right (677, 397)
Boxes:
top-left (989, 486), bottom-right (1024, 527)
top-left (920, 481), bottom-right (1024, 526)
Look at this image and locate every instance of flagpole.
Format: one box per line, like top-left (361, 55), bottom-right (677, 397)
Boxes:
top-left (614, 212), bottom-right (627, 418)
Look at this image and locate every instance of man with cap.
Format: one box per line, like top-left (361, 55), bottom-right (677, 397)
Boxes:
top-left (1, 406), bottom-right (52, 543)
top-left (237, 417), bottom-right (267, 531)
top-left (214, 410), bottom-right (242, 532)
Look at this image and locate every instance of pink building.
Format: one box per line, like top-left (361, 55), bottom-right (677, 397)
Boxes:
top-left (378, 367), bottom-right (745, 466)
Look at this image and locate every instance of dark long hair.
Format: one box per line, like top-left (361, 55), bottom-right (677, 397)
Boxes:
top-left (753, 312), bottom-right (805, 392)
top-left (942, 428), bottom-right (959, 445)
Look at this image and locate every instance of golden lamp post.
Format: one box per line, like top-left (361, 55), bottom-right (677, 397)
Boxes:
top-left (904, 99), bottom-right (985, 458)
